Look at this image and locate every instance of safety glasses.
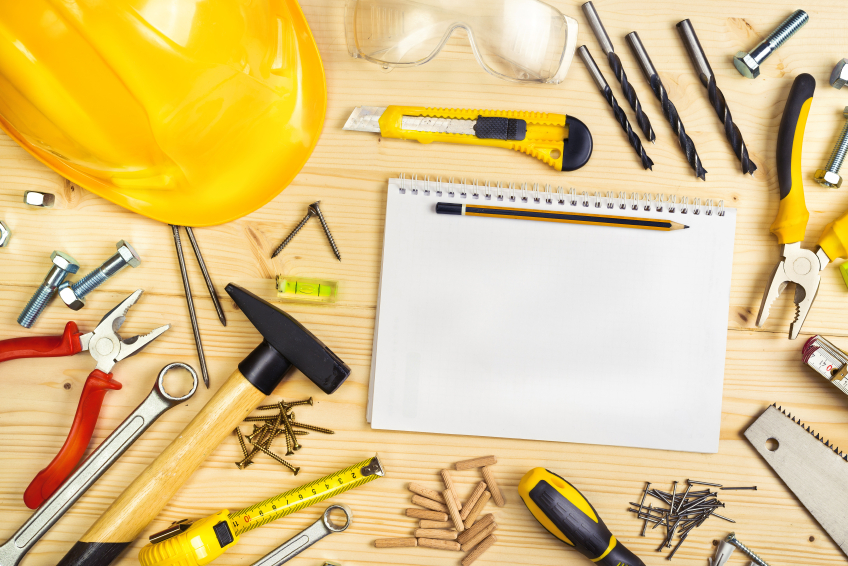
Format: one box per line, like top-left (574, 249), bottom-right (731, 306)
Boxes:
top-left (344, 0), bottom-right (578, 84)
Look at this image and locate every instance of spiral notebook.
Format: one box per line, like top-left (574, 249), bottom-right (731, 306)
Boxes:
top-left (367, 177), bottom-right (737, 453)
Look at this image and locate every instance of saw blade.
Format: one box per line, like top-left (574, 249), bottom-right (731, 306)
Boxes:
top-left (744, 404), bottom-right (848, 557)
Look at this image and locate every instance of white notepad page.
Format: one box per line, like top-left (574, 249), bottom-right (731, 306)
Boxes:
top-left (368, 178), bottom-right (737, 453)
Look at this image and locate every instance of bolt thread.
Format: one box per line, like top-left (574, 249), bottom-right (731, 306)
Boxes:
top-left (272, 211), bottom-right (313, 258)
top-left (728, 537), bottom-right (770, 566)
top-left (766, 10), bottom-right (809, 49)
top-left (17, 284), bottom-right (56, 328)
top-left (826, 120), bottom-right (848, 172)
top-left (72, 269), bottom-right (108, 299)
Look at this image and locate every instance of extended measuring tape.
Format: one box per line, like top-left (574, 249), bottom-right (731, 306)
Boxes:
top-left (139, 455), bottom-right (384, 566)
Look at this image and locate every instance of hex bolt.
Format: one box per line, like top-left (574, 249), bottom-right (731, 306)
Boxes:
top-left (23, 191), bottom-right (55, 208)
top-left (58, 240), bottom-right (141, 310)
top-left (18, 251), bottom-right (80, 328)
top-left (0, 220), bottom-right (10, 247)
top-left (734, 9), bottom-right (809, 79)
top-left (815, 107), bottom-right (848, 189)
top-left (832, 59), bottom-right (848, 90)
top-left (726, 532), bottom-right (771, 566)
top-left (309, 201), bottom-right (342, 261)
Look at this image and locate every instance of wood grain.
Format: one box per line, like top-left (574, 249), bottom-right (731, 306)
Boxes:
top-left (2, 1), bottom-right (848, 565)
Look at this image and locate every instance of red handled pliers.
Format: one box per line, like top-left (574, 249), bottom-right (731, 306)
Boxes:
top-left (0, 289), bottom-right (168, 508)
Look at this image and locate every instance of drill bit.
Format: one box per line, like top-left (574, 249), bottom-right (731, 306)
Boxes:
top-left (578, 46), bottom-right (653, 170)
top-left (627, 31), bottom-right (707, 181)
top-left (677, 19), bottom-right (757, 175)
top-left (582, 2), bottom-right (656, 144)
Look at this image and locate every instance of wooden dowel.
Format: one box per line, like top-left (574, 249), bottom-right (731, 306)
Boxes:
top-left (420, 520), bottom-right (453, 529)
top-left (414, 528), bottom-right (458, 540)
top-left (457, 513), bottom-right (494, 544)
top-left (412, 494), bottom-right (449, 513)
top-left (460, 481), bottom-right (488, 520)
top-left (463, 491), bottom-right (491, 529)
top-left (441, 469), bottom-right (462, 510)
top-left (461, 534), bottom-right (497, 566)
top-left (375, 537), bottom-right (417, 548)
top-left (406, 508), bottom-right (448, 521)
top-left (418, 538), bottom-right (461, 551)
top-left (460, 521), bottom-right (497, 552)
top-left (455, 456), bottom-right (497, 471)
top-left (408, 482), bottom-right (445, 503)
top-left (443, 488), bottom-right (465, 532)
top-left (481, 465), bottom-right (506, 507)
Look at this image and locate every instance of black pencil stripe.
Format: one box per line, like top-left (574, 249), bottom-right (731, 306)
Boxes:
top-left (464, 206), bottom-right (671, 228)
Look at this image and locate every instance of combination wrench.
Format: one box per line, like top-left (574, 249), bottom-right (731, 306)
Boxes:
top-left (251, 504), bottom-right (352, 566)
top-left (0, 362), bottom-right (198, 566)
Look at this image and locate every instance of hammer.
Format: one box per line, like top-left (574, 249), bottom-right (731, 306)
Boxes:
top-left (55, 284), bottom-right (351, 566)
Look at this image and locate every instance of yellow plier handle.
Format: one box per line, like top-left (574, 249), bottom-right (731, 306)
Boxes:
top-left (772, 74), bottom-right (814, 244)
top-left (377, 106), bottom-right (593, 172)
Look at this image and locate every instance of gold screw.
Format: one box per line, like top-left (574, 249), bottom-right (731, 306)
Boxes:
top-left (279, 405), bottom-right (302, 450)
top-left (244, 415), bottom-right (278, 423)
top-left (234, 427), bottom-right (249, 459)
top-left (253, 443), bottom-right (300, 475)
top-left (283, 428), bottom-right (294, 456)
top-left (289, 420), bottom-right (335, 434)
top-left (293, 430), bottom-right (308, 435)
top-left (285, 397), bottom-right (313, 408)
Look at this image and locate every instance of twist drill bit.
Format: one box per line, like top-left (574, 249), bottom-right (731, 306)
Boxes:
top-left (677, 19), bottom-right (757, 175)
top-left (627, 31), bottom-right (707, 181)
top-left (578, 46), bottom-right (653, 170)
top-left (582, 2), bottom-right (656, 144)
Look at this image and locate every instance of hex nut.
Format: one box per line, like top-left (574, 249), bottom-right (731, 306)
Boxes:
top-left (0, 221), bottom-right (9, 247)
top-left (51, 251), bottom-right (81, 274)
top-left (24, 191), bottom-right (55, 208)
top-left (116, 240), bottom-right (141, 267)
top-left (58, 281), bottom-right (86, 310)
top-left (815, 169), bottom-right (843, 188)
top-left (831, 59), bottom-right (848, 90)
top-left (733, 51), bottom-right (760, 79)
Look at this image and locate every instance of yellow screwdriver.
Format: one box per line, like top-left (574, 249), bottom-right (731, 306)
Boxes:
top-left (519, 468), bottom-right (645, 566)
top-left (138, 455), bottom-right (384, 566)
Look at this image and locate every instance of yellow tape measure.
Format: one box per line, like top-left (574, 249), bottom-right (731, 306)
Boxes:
top-left (139, 455), bottom-right (384, 566)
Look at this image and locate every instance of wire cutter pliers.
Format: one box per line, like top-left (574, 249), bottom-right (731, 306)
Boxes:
top-left (0, 289), bottom-right (168, 508)
top-left (757, 74), bottom-right (848, 339)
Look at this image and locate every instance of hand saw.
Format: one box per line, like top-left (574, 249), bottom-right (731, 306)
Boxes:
top-left (744, 404), bottom-right (848, 557)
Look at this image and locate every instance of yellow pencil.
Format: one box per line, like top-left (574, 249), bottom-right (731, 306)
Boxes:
top-left (435, 202), bottom-right (687, 231)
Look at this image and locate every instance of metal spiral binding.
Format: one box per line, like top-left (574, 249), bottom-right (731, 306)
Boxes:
top-left (395, 176), bottom-right (726, 216)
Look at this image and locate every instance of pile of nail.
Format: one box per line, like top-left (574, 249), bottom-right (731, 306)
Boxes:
top-left (628, 479), bottom-right (756, 560)
top-left (232, 397), bottom-right (334, 474)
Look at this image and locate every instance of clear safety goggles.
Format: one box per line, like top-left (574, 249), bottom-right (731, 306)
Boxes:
top-left (344, 0), bottom-right (578, 84)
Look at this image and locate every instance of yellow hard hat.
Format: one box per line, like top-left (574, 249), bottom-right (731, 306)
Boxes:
top-left (0, 0), bottom-right (326, 226)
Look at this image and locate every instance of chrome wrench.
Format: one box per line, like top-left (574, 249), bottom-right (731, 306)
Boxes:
top-left (0, 362), bottom-right (198, 566)
top-left (251, 504), bottom-right (352, 566)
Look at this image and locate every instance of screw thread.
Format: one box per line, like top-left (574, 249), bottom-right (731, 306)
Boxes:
top-left (272, 211), bottom-right (313, 258)
top-left (17, 284), bottom-right (56, 328)
top-left (72, 269), bottom-right (108, 299)
top-left (766, 10), bottom-right (808, 49)
top-left (315, 212), bottom-right (341, 261)
top-left (728, 535), bottom-right (770, 566)
top-left (826, 119), bottom-right (848, 173)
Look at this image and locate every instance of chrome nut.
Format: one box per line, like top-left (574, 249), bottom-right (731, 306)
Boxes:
top-left (831, 59), bottom-right (848, 90)
top-left (733, 51), bottom-right (760, 79)
top-left (815, 169), bottom-right (843, 188)
top-left (116, 240), bottom-right (141, 268)
top-left (0, 221), bottom-right (9, 247)
top-left (24, 191), bottom-right (55, 207)
top-left (51, 251), bottom-right (81, 274)
top-left (58, 281), bottom-right (86, 310)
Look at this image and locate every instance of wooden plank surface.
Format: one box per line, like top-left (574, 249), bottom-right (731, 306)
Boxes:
top-left (2, 0), bottom-right (848, 564)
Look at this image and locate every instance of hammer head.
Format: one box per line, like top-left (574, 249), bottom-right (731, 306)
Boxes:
top-left (226, 284), bottom-right (351, 395)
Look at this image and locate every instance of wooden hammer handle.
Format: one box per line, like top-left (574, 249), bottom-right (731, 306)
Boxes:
top-left (63, 369), bottom-right (264, 560)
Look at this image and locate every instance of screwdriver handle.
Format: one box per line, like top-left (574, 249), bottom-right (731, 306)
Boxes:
top-left (519, 468), bottom-right (645, 566)
top-left (772, 74), bottom-right (814, 244)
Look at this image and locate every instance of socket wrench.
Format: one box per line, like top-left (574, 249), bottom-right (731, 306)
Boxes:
top-left (0, 362), bottom-right (198, 566)
top-left (251, 504), bottom-right (352, 566)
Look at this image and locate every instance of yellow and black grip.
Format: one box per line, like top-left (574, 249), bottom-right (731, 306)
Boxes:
top-left (378, 106), bottom-right (592, 171)
top-left (772, 73), bottom-right (815, 244)
top-left (138, 511), bottom-right (237, 566)
top-left (519, 468), bottom-right (645, 566)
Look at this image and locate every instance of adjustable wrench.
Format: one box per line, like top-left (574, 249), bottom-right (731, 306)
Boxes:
top-left (0, 363), bottom-right (198, 566)
top-left (251, 504), bottom-right (352, 566)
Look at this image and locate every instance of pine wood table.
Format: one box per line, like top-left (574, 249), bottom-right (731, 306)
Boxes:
top-left (1, 1), bottom-right (848, 564)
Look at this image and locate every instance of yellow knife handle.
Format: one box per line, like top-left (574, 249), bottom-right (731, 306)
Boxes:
top-left (772, 74), bottom-right (814, 244)
top-left (518, 468), bottom-right (645, 566)
top-left (377, 106), bottom-right (592, 171)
